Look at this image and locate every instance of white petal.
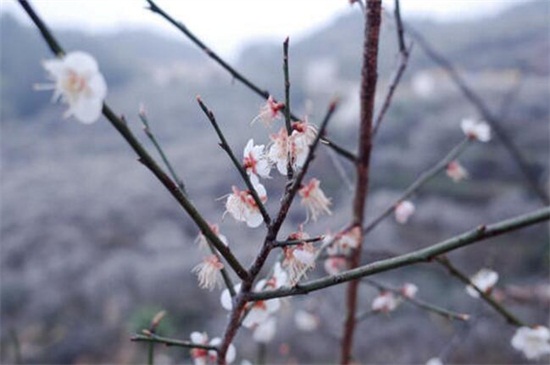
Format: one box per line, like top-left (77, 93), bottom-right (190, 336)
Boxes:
top-left (63, 51), bottom-right (99, 74)
top-left (246, 211), bottom-right (264, 228)
top-left (253, 317), bottom-right (277, 343)
top-left (72, 97), bottom-right (103, 124)
top-left (220, 284), bottom-right (241, 311)
top-left (190, 331), bottom-right (207, 344)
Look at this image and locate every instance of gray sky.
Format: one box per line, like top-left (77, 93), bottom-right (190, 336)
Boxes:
top-left (1, 0), bottom-right (525, 58)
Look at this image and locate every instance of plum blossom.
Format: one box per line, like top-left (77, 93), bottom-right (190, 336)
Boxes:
top-left (38, 51), bottom-right (107, 124)
top-left (299, 178), bottom-right (332, 221)
top-left (195, 224), bottom-right (228, 250)
top-left (268, 120), bottom-right (317, 175)
top-left (371, 291), bottom-right (399, 313)
top-left (209, 337), bottom-right (236, 365)
top-left (446, 160), bottom-right (469, 182)
top-left (192, 255), bottom-right (224, 291)
top-left (294, 310), bottom-right (320, 332)
top-left (251, 95), bottom-right (284, 127)
top-left (401, 283), bottom-right (419, 299)
top-left (461, 118), bottom-right (491, 142)
top-left (243, 139), bottom-right (271, 180)
top-left (335, 227), bottom-right (361, 254)
top-left (511, 326), bottom-right (550, 360)
top-left (225, 181), bottom-right (267, 228)
top-left (283, 231), bottom-right (316, 285)
top-left (466, 268), bottom-right (499, 298)
top-left (324, 253), bottom-right (347, 275)
top-left (242, 283), bottom-right (281, 328)
top-left (253, 317), bottom-right (277, 343)
top-left (394, 200), bottom-right (415, 224)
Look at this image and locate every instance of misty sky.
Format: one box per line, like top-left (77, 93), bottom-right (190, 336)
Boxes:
top-left (1, 0), bottom-right (526, 58)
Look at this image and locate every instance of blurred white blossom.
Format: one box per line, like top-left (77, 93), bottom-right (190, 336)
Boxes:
top-left (446, 160), bottom-right (469, 182)
top-left (466, 268), bottom-right (499, 298)
top-left (461, 118), bottom-right (491, 142)
top-left (299, 178), bottom-right (332, 221)
top-left (395, 200), bottom-right (415, 224)
top-left (39, 51), bottom-right (107, 124)
top-left (511, 326), bottom-right (550, 360)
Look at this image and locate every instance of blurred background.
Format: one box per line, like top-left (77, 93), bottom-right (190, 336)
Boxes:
top-left (1, 0), bottom-right (549, 364)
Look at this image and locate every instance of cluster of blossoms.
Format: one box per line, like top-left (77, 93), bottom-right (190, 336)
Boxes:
top-left (282, 230), bottom-right (317, 284)
top-left (323, 227), bottom-right (361, 275)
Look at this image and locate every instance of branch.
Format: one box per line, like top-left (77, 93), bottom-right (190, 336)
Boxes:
top-left (247, 206), bottom-right (550, 301)
top-left (435, 257), bottom-right (526, 327)
top-left (131, 333), bottom-right (218, 351)
top-left (372, 0), bottom-right (412, 137)
top-left (364, 137), bottom-right (471, 236)
top-left (18, 0), bottom-right (249, 282)
top-left (405, 25), bottom-right (550, 205)
top-left (342, 0), bottom-right (382, 362)
top-left (196, 96), bottom-right (271, 227)
top-left (139, 108), bottom-right (187, 194)
top-left (361, 279), bottom-right (470, 322)
top-left (145, 0), bottom-right (357, 163)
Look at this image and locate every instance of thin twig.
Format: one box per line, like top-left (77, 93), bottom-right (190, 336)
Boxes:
top-left (372, 0), bottom-right (411, 136)
top-left (247, 206), bottom-right (550, 301)
top-left (435, 257), bottom-right (526, 327)
top-left (131, 333), bottom-right (218, 351)
top-left (405, 24), bottom-right (549, 205)
top-left (145, 0), bottom-right (357, 163)
top-left (273, 235), bottom-right (325, 248)
top-left (283, 37), bottom-right (295, 180)
top-left (361, 278), bottom-right (470, 322)
top-left (139, 108), bottom-right (187, 194)
top-left (196, 96), bottom-right (271, 227)
top-left (364, 137), bottom-right (471, 236)
top-left (18, 0), bottom-right (250, 282)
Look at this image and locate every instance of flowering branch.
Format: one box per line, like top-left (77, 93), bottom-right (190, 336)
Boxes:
top-left (196, 96), bottom-right (271, 226)
top-left (361, 278), bottom-right (470, 322)
top-left (341, 1), bottom-right (382, 362)
top-left (18, 0), bottom-right (249, 282)
top-left (283, 37), bottom-right (295, 180)
top-left (131, 333), bottom-right (218, 351)
top-left (145, 0), bottom-right (356, 164)
top-left (435, 256), bottom-right (526, 327)
top-left (247, 206), bottom-right (550, 301)
top-left (139, 107), bottom-right (187, 194)
top-left (364, 137), bottom-right (471, 236)
top-left (372, 0), bottom-right (412, 136)
top-left (405, 25), bottom-right (550, 205)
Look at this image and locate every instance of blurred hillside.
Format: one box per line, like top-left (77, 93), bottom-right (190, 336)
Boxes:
top-left (1, 1), bottom-right (549, 364)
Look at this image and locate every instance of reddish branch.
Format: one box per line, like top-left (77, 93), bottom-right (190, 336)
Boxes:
top-left (341, 1), bottom-right (382, 364)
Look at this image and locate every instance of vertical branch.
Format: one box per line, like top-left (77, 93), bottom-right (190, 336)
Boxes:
top-left (341, 1), bottom-right (382, 364)
top-left (283, 37), bottom-right (294, 179)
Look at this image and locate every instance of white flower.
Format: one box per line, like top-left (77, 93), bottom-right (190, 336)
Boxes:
top-left (335, 227), bottom-right (361, 254)
top-left (242, 297), bottom-right (281, 329)
top-left (324, 255), bottom-right (347, 276)
top-left (253, 317), bottom-right (277, 343)
top-left (196, 224), bottom-right (228, 251)
top-left (189, 332), bottom-right (209, 365)
top-left (39, 51), bottom-right (107, 124)
top-left (395, 200), bottom-right (415, 224)
top-left (294, 310), bottom-right (320, 332)
top-left (466, 268), bottom-right (499, 298)
top-left (461, 118), bottom-right (491, 142)
top-left (251, 95), bottom-right (284, 127)
top-left (243, 139), bottom-right (271, 180)
top-left (265, 262), bottom-right (289, 289)
top-left (291, 118), bottom-right (317, 146)
top-left (425, 357), bottom-right (444, 365)
top-left (283, 231), bottom-right (316, 285)
top-left (268, 123), bottom-right (314, 175)
top-left (209, 337), bottom-right (236, 364)
top-left (446, 160), bottom-right (469, 182)
top-left (299, 178), bottom-right (332, 221)
top-left (225, 182), bottom-right (267, 228)
top-left (220, 284), bottom-right (241, 311)
top-left (371, 292), bottom-right (399, 313)
top-left (401, 283), bottom-right (419, 299)
top-left (511, 326), bottom-right (550, 360)
top-left (192, 255), bottom-right (224, 291)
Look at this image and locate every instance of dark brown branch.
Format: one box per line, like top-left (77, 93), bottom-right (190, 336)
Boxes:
top-left (341, 1), bottom-right (382, 363)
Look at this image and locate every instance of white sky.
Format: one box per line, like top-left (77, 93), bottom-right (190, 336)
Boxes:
top-left (1, 0), bottom-right (526, 58)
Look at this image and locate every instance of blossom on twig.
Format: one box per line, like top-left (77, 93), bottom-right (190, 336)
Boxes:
top-left (299, 178), bottom-right (332, 222)
top-left (252, 316), bottom-right (277, 343)
top-left (401, 283), bottom-right (419, 299)
top-left (192, 255), bottom-right (224, 291)
top-left (446, 160), bottom-right (469, 182)
top-left (395, 200), bottom-right (415, 224)
top-left (225, 181), bottom-right (267, 228)
top-left (283, 231), bottom-right (316, 284)
top-left (251, 95), bottom-right (284, 127)
top-left (38, 51), bottom-right (107, 124)
top-left (195, 224), bottom-right (228, 250)
top-left (243, 139), bottom-right (271, 180)
top-left (511, 326), bottom-right (550, 360)
top-left (294, 310), bottom-right (320, 332)
top-left (371, 291), bottom-right (399, 313)
top-left (466, 268), bottom-right (499, 298)
top-left (461, 118), bottom-right (491, 142)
